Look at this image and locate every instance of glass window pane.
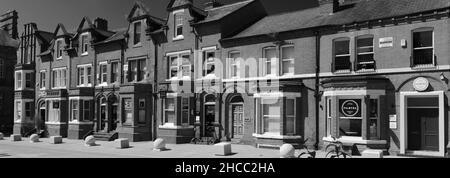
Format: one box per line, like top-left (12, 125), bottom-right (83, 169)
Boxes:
top-left (282, 46), bottom-right (294, 59)
top-left (286, 116), bottom-right (295, 134)
top-left (413, 31), bottom-right (433, 48)
top-left (286, 99), bottom-right (295, 116)
top-left (334, 40), bottom-right (350, 55)
top-left (264, 48), bottom-right (276, 59)
top-left (339, 119), bottom-right (362, 137)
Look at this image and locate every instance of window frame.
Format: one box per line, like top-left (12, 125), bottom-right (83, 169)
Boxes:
top-left (133, 21), bottom-right (142, 46)
top-left (15, 71), bottom-right (22, 90)
top-left (261, 98), bottom-right (281, 135)
top-left (77, 64), bottom-right (92, 87)
top-left (173, 11), bottom-right (184, 40)
top-left (285, 98), bottom-right (296, 135)
top-left (56, 39), bottom-right (63, 59)
top-left (333, 37), bottom-right (351, 72)
top-left (81, 33), bottom-right (89, 55)
top-left (412, 27), bottom-right (435, 68)
top-left (25, 73), bottom-right (32, 88)
top-left (40, 71), bottom-right (46, 90)
top-left (281, 45), bottom-right (295, 75)
top-left (263, 47), bottom-right (277, 77)
top-left (203, 50), bottom-right (216, 77)
top-left (168, 53), bottom-right (191, 80)
top-left (110, 61), bottom-right (120, 84)
top-left (228, 51), bottom-right (241, 79)
top-left (181, 97), bottom-right (190, 126)
top-left (163, 97), bottom-right (176, 124)
top-left (52, 68), bottom-right (67, 89)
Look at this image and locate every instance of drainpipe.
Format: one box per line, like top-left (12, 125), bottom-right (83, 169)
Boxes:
top-left (152, 40), bottom-right (158, 141)
top-left (314, 30), bottom-right (321, 150)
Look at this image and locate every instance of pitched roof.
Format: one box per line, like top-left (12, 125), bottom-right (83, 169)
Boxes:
top-left (0, 29), bottom-right (19, 48)
top-left (92, 28), bottom-right (126, 45)
top-left (231, 0), bottom-right (450, 39)
top-left (128, 0), bottom-right (166, 25)
top-left (197, 0), bottom-right (255, 24)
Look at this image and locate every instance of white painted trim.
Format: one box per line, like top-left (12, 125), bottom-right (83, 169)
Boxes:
top-left (45, 122), bottom-right (67, 125)
top-left (252, 133), bottom-right (302, 140)
top-left (68, 121), bottom-right (94, 125)
top-left (44, 98), bottom-right (67, 101)
top-left (254, 92), bottom-right (301, 98)
top-left (69, 96), bottom-right (94, 100)
top-left (98, 61), bottom-right (108, 65)
top-left (172, 9), bottom-right (185, 14)
top-left (323, 90), bottom-right (386, 96)
top-left (52, 67), bottom-right (67, 71)
top-left (322, 136), bottom-right (387, 145)
top-left (165, 50), bottom-right (192, 57)
top-left (158, 123), bottom-right (194, 129)
top-left (77, 63), bottom-right (92, 68)
top-left (201, 46), bottom-right (217, 51)
top-left (399, 91), bottom-right (445, 157)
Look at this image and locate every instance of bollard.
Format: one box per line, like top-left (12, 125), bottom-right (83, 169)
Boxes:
top-left (50, 136), bottom-right (63, 144)
top-left (30, 134), bottom-right (39, 143)
top-left (84, 135), bottom-right (96, 147)
top-left (214, 142), bottom-right (232, 156)
top-left (10, 134), bottom-right (21, 142)
top-left (362, 149), bottom-right (384, 158)
top-left (153, 138), bottom-right (166, 151)
top-left (280, 144), bottom-right (296, 158)
top-left (0, 132), bottom-right (3, 140)
top-left (115, 138), bottom-right (130, 149)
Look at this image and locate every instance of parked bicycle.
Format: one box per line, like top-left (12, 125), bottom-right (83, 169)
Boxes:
top-left (325, 136), bottom-right (351, 158)
top-left (297, 138), bottom-right (316, 158)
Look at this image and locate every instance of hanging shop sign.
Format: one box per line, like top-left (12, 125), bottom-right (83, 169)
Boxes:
top-left (413, 77), bottom-right (429, 92)
top-left (339, 99), bottom-right (361, 117)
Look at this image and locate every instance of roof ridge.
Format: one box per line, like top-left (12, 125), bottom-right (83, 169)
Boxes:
top-left (207, 0), bottom-right (254, 11)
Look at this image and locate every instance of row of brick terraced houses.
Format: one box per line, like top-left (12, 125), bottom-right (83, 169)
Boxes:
top-left (12, 0), bottom-right (450, 157)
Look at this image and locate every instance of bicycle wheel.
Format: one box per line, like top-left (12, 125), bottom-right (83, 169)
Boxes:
top-left (325, 151), bottom-right (338, 158)
top-left (298, 152), bottom-right (313, 158)
top-left (338, 152), bottom-right (352, 158)
top-left (191, 138), bottom-right (198, 144)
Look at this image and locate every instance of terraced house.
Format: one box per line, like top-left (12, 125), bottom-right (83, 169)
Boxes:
top-left (11, 0), bottom-right (450, 157)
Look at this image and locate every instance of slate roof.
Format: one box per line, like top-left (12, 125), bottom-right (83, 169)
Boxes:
top-left (92, 28), bottom-right (126, 45)
top-left (196, 0), bottom-right (255, 24)
top-left (0, 29), bottom-right (18, 48)
top-left (231, 0), bottom-right (450, 39)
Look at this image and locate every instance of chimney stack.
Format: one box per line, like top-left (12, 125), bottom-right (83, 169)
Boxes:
top-left (94, 18), bottom-right (108, 31)
top-left (0, 10), bottom-right (18, 39)
top-left (204, 0), bottom-right (223, 10)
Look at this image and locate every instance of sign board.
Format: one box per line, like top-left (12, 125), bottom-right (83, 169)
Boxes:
top-left (389, 115), bottom-right (397, 129)
top-left (339, 99), bottom-right (361, 117)
top-left (379, 37), bottom-right (394, 48)
top-left (413, 77), bottom-right (429, 92)
top-left (244, 117), bottom-right (251, 123)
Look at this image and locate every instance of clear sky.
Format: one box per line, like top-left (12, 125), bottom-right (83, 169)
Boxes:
top-left (0, 0), bottom-right (317, 34)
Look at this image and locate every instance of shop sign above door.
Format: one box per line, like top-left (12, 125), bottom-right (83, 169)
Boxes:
top-left (413, 77), bottom-right (429, 92)
top-left (379, 37), bottom-right (394, 48)
top-left (340, 99), bottom-right (361, 117)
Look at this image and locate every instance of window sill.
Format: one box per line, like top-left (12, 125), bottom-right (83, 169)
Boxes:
top-left (172, 36), bottom-right (184, 41)
top-left (45, 122), bottom-right (67, 125)
top-left (96, 83), bottom-right (108, 87)
top-left (322, 136), bottom-right (386, 145)
top-left (333, 70), bottom-right (351, 74)
top-left (52, 87), bottom-right (67, 90)
top-left (77, 84), bottom-right (92, 88)
top-left (355, 69), bottom-right (376, 73)
top-left (412, 65), bottom-right (436, 70)
top-left (159, 123), bottom-right (194, 129)
top-left (69, 121), bottom-right (93, 125)
top-left (81, 53), bottom-right (88, 56)
top-left (252, 133), bottom-right (302, 140)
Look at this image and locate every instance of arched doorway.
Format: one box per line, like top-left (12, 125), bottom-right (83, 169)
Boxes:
top-left (229, 95), bottom-right (244, 140)
top-left (108, 95), bottom-right (119, 132)
top-left (204, 94), bottom-right (216, 137)
top-left (98, 97), bottom-right (107, 132)
top-left (38, 101), bottom-right (46, 131)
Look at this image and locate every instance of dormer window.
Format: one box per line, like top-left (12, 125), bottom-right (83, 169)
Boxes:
top-left (133, 21), bottom-right (141, 45)
top-left (81, 33), bottom-right (89, 55)
top-left (56, 39), bottom-right (63, 59)
top-left (173, 11), bottom-right (184, 40)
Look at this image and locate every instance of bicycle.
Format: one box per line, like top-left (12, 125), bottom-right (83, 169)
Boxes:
top-left (325, 136), bottom-right (352, 158)
top-left (297, 138), bottom-right (316, 158)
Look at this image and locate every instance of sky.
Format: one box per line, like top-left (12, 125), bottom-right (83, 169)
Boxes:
top-left (0, 0), bottom-right (317, 34)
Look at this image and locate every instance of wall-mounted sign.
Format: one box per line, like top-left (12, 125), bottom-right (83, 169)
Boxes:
top-left (389, 115), bottom-right (397, 129)
top-left (413, 77), bottom-right (429, 92)
top-left (244, 117), bottom-right (251, 122)
top-left (339, 99), bottom-right (361, 117)
top-left (379, 37), bottom-right (394, 48)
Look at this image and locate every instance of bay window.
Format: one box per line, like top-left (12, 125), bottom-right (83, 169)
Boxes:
top-left (70, 99), bottom-right (92, 122)
top-left (369, 99), bottom-right (379, 139)
top-left (164, 98), bottom-right (175, 124)
top-left (262, 99), bottom-right (281, 134)
top-left (40, 71), bottom-right (46, 89)
top-left (25, 73), bottom-right (32, 88)
top-left (281, 45), bottom-right (295, 75)
top-left (111, 61), bottom-right (119, 83)
top-left (25, 102), bottom-right (32, 118)
top-left (128, 59), bottom-right (146, 82)
top-left (412, 28), bottom-right (434, 67)
top-left (356, 35), bottom-right (375, 71)
top-left (52, 68), bottom-right (67, 88)
top-left (338, 99), bottom-right (362, 137)
top-left (71, 100), bottom-right (79, 121)
top-left (285, 99), bottom-right (296, 135)
top-left (15, 72), bottom-right (22, 89)
top-left (333, 38), bottom-right (351, 72)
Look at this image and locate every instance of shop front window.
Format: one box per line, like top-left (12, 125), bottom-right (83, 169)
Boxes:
top-left (369, 99), bottom-right (379, 139)
top-left (285, 99), bottom-right (296, 135)
top-left (338, 99), bottom-right (362, 137)
top-left (123, 98), bottom-right (133, 126)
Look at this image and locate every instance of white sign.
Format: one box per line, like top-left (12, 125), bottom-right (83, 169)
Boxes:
top-left (390, 122), bottom-right (397, 130)
top-left (379, 37), bottom-right (394, 48)
top-left (413, 77), bottom-right (429, 92)
top-left (389, 115), bottom-right (397, 129)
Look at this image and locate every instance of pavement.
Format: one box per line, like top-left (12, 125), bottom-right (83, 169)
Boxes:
top-left (0, 136), bottom-right (408, 158)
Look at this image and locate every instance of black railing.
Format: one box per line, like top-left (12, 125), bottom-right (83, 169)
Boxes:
top-left (412, 49), bottom-right (434, 67)
top-left (333, 56), bottom-right (352, 72)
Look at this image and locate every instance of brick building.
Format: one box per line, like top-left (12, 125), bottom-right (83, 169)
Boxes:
top-left (0, 11), bottom-right (19, 135)
top-left (11, 0), bottom-right (450, 157)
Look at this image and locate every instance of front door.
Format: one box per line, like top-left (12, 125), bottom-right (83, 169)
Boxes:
top-left (100, 105), bottom-right (107, 132)
top-left (232, 104), bottom-right (244, 139)
top-left (407, 108), bottom-right (439, 151)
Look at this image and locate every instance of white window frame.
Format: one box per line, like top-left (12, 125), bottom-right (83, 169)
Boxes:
top-left (263, 47), bottom-right (277, 77)
top-left (110, 61), bottom-right (120, 84)
top-left (412, 28), bottom-right (434, 68)
top-left (285, 98), bottom-right (296, 135)
top-left (15, 100), bottom-right (22, 122)
top-left (173, 10), bottom-right (184, 40)
top-left (40, 70), bottom-right (46, 90)
top-left (77, 64), bottom-right (92, 87)
top-left (133, 21), bottom-right (142, 46)
top-left (228, 51), bottom-right (241, 79)
top-left (333, 38), bottom-right (351, 72)
top-left (98, 62), bottom-right (108, 86)
top-left (281, 45), bottom-right (295, 76)
top-left (56, 39), bottom-right (63, 60)
top-left (81, 32), bottom-right (89, 56)
top-left (163, 97), bottom-right (176, 125)
top-left (15, 71), bottom-right (22, 90)
top-left (261, 98), bottom-right (281, 135)
top-left (202, 50), bottom-right (216, 77)
top-left (168, 52), bottom-right (191, 80)
top-left (356, 35), bottom-right (375, 71)
top-left (326, 97), bottom-right (332, 137)
top-left (52, 68), bottom-right (67, 89)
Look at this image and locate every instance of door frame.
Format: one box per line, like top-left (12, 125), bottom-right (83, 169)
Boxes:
top-left (231, 102), bottom-right (244, 139)
top-left (400, 91), bottom-right (445, 157)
